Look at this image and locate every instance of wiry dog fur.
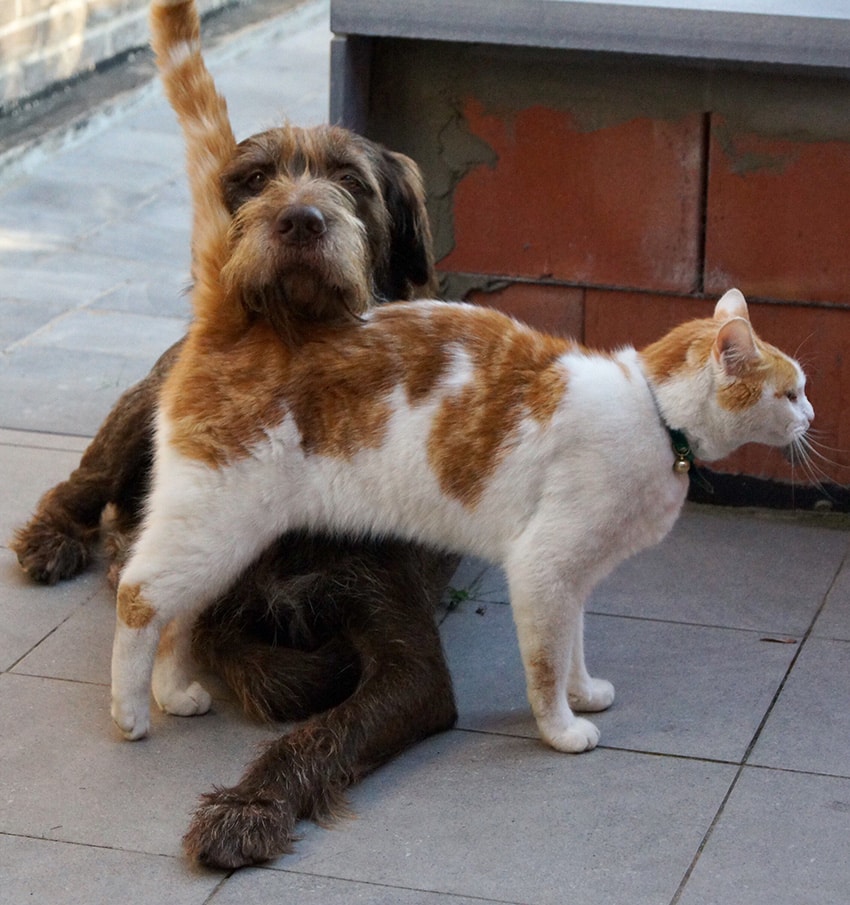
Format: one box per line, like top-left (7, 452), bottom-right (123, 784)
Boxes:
top-left (11, 0), bottom-right (458, 869)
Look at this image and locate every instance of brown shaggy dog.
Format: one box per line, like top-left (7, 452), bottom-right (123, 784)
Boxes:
top-left (11, 1), bottom-right (458, 869)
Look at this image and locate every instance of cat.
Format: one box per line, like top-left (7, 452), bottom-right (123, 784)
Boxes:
top-left (113, 292), bottom-right (813, 753)
top-left (112, 0), bottom-right (814, 754)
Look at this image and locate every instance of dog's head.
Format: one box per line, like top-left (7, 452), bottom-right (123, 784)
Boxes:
top-left (217, 123), bottom-right (434, 342)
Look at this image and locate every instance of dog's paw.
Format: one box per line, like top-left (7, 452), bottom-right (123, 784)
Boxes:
top-left (568, 677), bottom-right (615, 713)
top-left (111, 694), bottom-right (151, 741)
top-left (11, 521), bottom-right (92, 584)
top-left (157, 681), bottom-right (212, 717)
top-left (183, 789), bottom-right (297, 869)
top-left (542, 716), bottom-right (600, 754)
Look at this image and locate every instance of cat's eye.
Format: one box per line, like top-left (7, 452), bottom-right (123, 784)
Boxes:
top-left (786, 390), bottom-right (798, 403)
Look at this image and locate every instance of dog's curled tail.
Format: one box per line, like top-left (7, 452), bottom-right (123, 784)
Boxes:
top-left (150, 0), bottom-right (236, 295)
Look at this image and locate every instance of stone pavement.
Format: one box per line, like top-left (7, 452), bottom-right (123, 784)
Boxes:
top-left (1, 1), bottom-right (849, 902)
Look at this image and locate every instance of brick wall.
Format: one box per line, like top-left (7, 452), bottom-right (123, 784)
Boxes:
top-left (364, 40), bottom-right (850, 499)
top-left (439, 102), bottom-right (850, 490)
top-left (0, 0), bottom-right (230, 109)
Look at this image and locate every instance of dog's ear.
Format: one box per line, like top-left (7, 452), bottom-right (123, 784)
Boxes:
top-left (376, 150), bottom-right (436, 301)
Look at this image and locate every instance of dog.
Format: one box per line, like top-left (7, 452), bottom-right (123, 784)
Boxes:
top-left (11, 0), bottom-right (458, 869)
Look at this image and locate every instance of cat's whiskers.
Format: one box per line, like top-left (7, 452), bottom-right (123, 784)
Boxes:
top-left (785, 432), bottom-right (849, 500)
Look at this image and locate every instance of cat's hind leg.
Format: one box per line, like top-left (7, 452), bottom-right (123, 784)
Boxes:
top-left (565, 609), bottom-right (615, 714)
top-left (505, 552), bottom-right (602, 753)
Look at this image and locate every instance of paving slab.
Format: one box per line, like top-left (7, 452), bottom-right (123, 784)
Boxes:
top-left (677, 767), bottom-right (850, 905)
top-left (0, 172), bottom-right (162, 241)
top-left (0, 296), bottom-right (73, 347)
top-left (213, 868), bottom-right (512, 904)
top-left (0, 346), bottom-right (163, 435)
top-left (748, 637), bottom-right (850, 777)
top-left (0, 671), bottom-right (279, 856)
top-left (9, 570), bottom-right (116, 685)
top-left (1, 834), bottom-right (220, 905)
top-left (441, 594), bottom-right (799, 762)
top-left (813, 554), bottom-right (850, 641)
top-left (278, 730), bottom-right (737, 905)
top-left (0, 551), bottom-right (103, 672)
top-left (589, 506), bottom-right (849, 634)
top-left (0, 438), bottom-right (91, 540)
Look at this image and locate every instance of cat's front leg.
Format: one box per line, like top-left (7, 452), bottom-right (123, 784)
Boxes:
top-left (111, 587), bottom-right (164, 740)
top-left (112, 575), bottom-right (216, 739)
top-left (111, 516), bottom-right (284, 737)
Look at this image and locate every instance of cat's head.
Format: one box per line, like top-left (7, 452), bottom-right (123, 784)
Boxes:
top-left (642, 289), bottom-right (813, 462)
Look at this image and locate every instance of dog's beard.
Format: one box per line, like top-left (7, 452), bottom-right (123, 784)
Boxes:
top-left (240, 269), bottom-right (371, 342)
top-left (221, 215), bottom-right (374, 343)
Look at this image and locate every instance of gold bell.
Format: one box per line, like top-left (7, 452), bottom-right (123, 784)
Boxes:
top-left (673, 456), bottom-right (691, 474)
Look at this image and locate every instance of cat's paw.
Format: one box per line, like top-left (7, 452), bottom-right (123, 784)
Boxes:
top-left (543, 716), bottom-right (600, 753)
top-left (111, 694), bottom-right (151, 741)
top-left (183, 788), bottom-right (297, 868)
top-left (157, 681), bottom-right (212, 717)
top-left (568, 678), bottom-right (615, 713)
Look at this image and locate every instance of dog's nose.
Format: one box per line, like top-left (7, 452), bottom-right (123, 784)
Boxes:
top-left (277, 205), bottom-right (326, 244)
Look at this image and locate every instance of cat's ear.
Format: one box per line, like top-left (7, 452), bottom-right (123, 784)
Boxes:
top-left (713, 316), bottom-right (760, 377)
top-left (713, 288), bottom-right (749, 323)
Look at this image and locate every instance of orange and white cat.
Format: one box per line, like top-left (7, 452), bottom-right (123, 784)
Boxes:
top-left (111, 0), bottom-right (814, 753)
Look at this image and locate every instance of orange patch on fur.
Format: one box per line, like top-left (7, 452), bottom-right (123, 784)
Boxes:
top-left (422, 306), bottom-right (571, 506)
top-left (717, 342), bottom-right (799, 412)
top-left (528, 651), bottom-right (558, 708)
top-left (117, 583), bottom-right (157, 629)
top-left (642, 318), bottom-right (799, 413)
top-left (164, 304), bottom-right (570, 508)
top-left (641, 318), bottom-right (717, 384)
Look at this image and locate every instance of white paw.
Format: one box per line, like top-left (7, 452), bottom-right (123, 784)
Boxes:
top-left (157, 681), bottom-right (212, 717)
top-left (111, 694), bottom-right (151, 741)
top-left (568, 678), bottom-right (615, 713)
top-left (543, 716), bottom-right (600, 753)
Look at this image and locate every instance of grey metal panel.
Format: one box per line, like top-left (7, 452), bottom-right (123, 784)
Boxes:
top-left (329, 35), bottom-right (373, 130)
top-left (330, 0), bottom-right (850, 72)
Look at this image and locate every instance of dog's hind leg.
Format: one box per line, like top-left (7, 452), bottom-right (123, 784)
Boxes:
top-left (10, 343), bottom-right (182, 584)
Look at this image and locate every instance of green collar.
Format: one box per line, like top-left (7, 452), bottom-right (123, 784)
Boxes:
top-left (667, 428), bottom-right (695, 474)
top-left (667, 427), bottom-right (714, 494)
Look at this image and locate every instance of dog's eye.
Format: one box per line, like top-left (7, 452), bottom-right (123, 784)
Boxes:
top-left (786, 390), bottom-right (798, 403)
top-left (244, 170), bottom-right (269, 193)
top-left (337, 172), bottom-right (365, 194)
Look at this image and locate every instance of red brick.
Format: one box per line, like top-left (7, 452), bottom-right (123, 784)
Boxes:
top-left (465, 282), bottom-right (584, 339)
top-left (705, 118), bottom-right (850, 304)
top-left (585, 289), bottom-right (850, 485)
top-left (585, 288), bottom-right (714, 351)
top-left (439, 98), bottom-right (704, 294)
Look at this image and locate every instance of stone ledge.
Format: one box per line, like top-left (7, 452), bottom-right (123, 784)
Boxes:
top-left (330, 0), bottom-right (850, 74)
